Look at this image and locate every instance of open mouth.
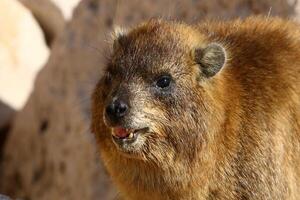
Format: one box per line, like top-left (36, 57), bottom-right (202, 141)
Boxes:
top-left (111, 127), bottom-right (149, 145)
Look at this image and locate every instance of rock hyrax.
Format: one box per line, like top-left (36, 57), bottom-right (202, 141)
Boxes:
top-left (91, 16), bottom-right (300, 200)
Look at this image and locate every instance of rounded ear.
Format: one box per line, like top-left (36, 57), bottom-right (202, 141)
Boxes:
top-left (193, 43), bottom-right (226, 78)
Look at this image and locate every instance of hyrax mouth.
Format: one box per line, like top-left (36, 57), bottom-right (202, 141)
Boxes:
top-left (111, 127), bottom-right (149, 146)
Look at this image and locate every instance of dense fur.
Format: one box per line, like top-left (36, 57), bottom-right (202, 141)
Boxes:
top-left (91, 17), bottom-right (300, 200)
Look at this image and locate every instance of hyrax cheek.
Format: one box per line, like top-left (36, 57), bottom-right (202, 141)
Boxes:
top-left (130, 109), bottom-right (164, 134)
top-left (128, 110), bottom-right (149, 128)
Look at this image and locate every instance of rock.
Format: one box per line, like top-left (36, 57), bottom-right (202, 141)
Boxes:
top-left (0, 0), bottom-right (49, 110)
top-left (295, 0), bottom-right (300, 21)
top-left (0, 0), bottom-right (295, 200)
top-left (0, 194), bottom-right (12, 200)
top-left (0, 101), bottom-right (15, 131)
top-left (50, 0), bottom-right (81, 20)
top-left (0, 100), bottom-right (15, 162)
top-left (18, 0), bottom-right (65, 46)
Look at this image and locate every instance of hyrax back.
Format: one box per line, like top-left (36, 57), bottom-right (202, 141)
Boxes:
top-left (91, 16), bottom-right (300, 200)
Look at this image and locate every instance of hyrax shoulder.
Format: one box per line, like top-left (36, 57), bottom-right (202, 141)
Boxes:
top-left (91, 16), bottom-right (300, 200)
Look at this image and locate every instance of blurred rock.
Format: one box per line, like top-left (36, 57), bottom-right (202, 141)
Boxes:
top-left (0, 194), bottom-right (12, 200)
top-left (0, 100), bottom-right (15, 161)
top-left (295, 0), bottom-right (300, 21)
top-left (19, 0), bottom-right (65, 46)
top-left (50, 0), bottom-right (81, 20)
top-left (0, 0), bottom-right (50, 110)
top-left (0, 101), bottom-right (15, 130)
top-left (0, 0), bottom-right (296, 200)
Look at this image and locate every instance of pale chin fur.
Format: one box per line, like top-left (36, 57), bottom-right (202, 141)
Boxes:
top-left (112, 131), bottom-right (148, 158)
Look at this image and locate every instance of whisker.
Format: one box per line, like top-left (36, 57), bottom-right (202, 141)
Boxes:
top-left (267, 7), bottom-right (272, 18)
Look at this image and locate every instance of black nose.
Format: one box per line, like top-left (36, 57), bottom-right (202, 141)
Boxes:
top-left (105, 99), bottom-right (128, 122)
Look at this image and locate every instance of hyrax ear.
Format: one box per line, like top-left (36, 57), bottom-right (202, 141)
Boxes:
top-left (193, 43), bottom-right (226, 78)
top-left (111, 26), bottom-right (128, 50)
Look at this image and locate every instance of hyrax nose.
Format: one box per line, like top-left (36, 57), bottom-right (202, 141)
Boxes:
top-left (106, 99), bottom-right (128, 121)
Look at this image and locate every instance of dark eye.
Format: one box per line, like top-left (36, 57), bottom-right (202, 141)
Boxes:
top-left (156, 75), bottom-right (171, 89)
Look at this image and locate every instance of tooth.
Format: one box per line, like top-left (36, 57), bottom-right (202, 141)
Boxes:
top-left (129, 132), bottom-right (133, 138)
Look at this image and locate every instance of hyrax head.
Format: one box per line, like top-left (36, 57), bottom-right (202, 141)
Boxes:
top-left (92, 19), bottom-right (226, 161)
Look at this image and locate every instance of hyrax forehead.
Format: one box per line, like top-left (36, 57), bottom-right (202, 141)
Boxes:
top-left (110, 19), bottom-right (203, 78)
top-left (109, 19), bottom-right (226, 83)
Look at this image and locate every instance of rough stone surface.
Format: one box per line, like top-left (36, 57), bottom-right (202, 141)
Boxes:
top-left (0, 0), bottom-right (295, 200)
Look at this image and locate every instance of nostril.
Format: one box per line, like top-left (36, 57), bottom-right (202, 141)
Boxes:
top-left (105, 103), bottom-right (115, 117)
top-left (115, 102), bottom-right (127, 117)
top-left (106, 99), bottom-right (128, 120)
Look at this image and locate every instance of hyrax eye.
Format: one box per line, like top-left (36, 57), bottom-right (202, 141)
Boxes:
top-left (156, 75), bottom-right (171, 89)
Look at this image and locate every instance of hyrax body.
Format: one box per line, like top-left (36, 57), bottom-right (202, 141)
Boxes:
top-left (91, 16), bottom-right (300, 200)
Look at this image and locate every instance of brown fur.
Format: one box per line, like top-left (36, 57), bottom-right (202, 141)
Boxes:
top-left (91, 16), bottom-right (300, 200)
